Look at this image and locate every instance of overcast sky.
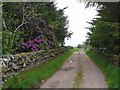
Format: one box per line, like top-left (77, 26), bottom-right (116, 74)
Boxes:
top-left (55, 0), bottom-right (98, 47)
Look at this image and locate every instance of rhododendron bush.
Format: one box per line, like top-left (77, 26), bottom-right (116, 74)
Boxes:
top-left (21, 35), bottom-right (54, 52)
top-left (2, 2), bottom-right (72, 55)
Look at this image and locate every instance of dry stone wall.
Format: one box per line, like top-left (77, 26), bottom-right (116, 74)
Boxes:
top-left (100, 52), bottom-right (120, 66)
top-left (0, 47), bottom-right (68, 82)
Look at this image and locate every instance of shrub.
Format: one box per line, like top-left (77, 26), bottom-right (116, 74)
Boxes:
top-left (2, 31), bottom-right (23, 55)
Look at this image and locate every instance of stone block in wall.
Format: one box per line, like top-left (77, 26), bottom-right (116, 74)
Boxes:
top-left (2, 65), bottom-right (10, 72)
top-left (113, 55), bottom-right (119, 66)
top-left (12, 63), bottom-right (19, 70)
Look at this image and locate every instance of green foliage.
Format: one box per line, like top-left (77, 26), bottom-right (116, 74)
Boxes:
top-left (77, 44), bottom-right (82, 48)
top-left (3, 49), bottom-right (75, 88)
top-left (2, 31), bottom-right (23, 54)
top-left (86, 50), bottom-right (119, 88)
top-left (88, 21), bottom-right (119, 53)
top-left (85, 2), bottom-right (120, 55)
top-left (35, 3), bottom-right (70, 45)
top-left (2, 2), bottom-right (71, 54)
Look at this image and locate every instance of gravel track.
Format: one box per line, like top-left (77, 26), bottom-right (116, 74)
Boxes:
top-left (37, 51), bottom-right (108, 88)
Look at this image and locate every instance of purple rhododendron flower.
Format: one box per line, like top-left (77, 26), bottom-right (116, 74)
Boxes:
top-left (21, 42), bottom-right (27, 46)
top-left (21, 35), bottom-right (51, 52)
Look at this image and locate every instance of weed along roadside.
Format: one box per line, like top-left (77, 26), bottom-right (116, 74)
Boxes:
top-left (2, 48), bottom-right (75, 88)
top-left (86, 50), bottom-right (119, 88)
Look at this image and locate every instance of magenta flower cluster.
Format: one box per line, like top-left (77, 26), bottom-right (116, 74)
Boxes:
top-left (21, 36), bottom-right (42, 51)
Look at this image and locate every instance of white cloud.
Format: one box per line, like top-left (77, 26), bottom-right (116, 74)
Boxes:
top-left (55, 0), bottom-right (98, 47)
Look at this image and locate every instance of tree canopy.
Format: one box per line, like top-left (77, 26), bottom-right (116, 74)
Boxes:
top-left (85, 2), bottom-right (120, 55)
top-left (77, 44), bottom-right (82, 48)
top-left (2, 2), bottom-right (72, 54)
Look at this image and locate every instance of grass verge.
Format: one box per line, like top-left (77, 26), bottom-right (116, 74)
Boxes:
top-left (3, 49), bottom-right (76, 88)
top-left (86, 50), bottom-right (119, 89)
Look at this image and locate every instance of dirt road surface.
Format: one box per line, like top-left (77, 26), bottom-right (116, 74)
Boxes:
top-left (38, 51), bottom-right (108, 88)
top-left (79, 51), bottom-right (108, 88)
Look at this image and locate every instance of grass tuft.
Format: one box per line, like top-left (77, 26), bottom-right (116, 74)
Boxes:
top-left (3, 49), bottom-right (76, 88)
top-left (73, 67), bottom-right (82, 88)
top-left (86, 50), bottom-right (119, 89)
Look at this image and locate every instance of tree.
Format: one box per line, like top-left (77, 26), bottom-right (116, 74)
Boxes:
top-left (77, 44), bottom-right (82, 48)
top-left (2, 2), bottom-right (71, 54)
top-left (85, 2), bottom-right (120, 55)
